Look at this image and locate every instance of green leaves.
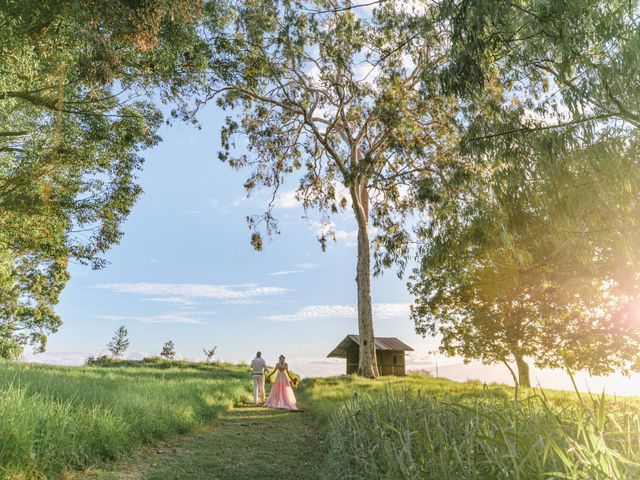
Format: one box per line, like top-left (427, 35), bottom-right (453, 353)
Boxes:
top-left (106, 325), bottom-right (130, 359)
top-left (410, 0), bottom-right (640, 383)
top-left (208, 0), bottom-right (460, 270)
top-left (0, 0), bottom-right (218, 358)
top-left (411, 129), bottom-right (640, 378)
top-left (160, 340), bottom-right (177, 360)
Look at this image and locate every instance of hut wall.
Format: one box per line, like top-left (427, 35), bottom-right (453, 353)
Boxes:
top-left (378, 351), bottom-right (393, 375)
top-left (346, 344), bottom-right (359, 374)
top-left (392, 351), bottom-right (406, 376)
top-left (377, 351), bottom-right (406, 376)
top-left (344, 344), bottom-right (408, 376)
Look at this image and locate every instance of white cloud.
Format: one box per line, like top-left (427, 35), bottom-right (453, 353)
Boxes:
top-left (287, 356), bottom-right (344, 377)
top-left (22, 350), bottom-right (90, 366)
top-left (97, 314), bottom-right (204, 325)
top-left (275, 190), bottom-right (300, 209)
top-left (372, 303), bottom-right (412, 318)
top-left (217, 298), bottom-right (266, 305)
top-left (207, 195), bottom-right (250, 214)
top-left (269, 269), bottom-right (304, 276)
top-left (264, 305), bottom-right (355, 321)
top-left (334, 228), bottom-right (358, 246)
top-left (95, 282), bottom-right (289, 301)
top-left (269, 262), bottom-right (320, 276)
top-left (354, 62), bottom-right (381, 86)
top-left (207, 198), bottom-right (222, 210)
top-left (145, 297), bottom-right (198, 306)
top-left (126, 351), bottom-right (153, 361)
top-left (264, 303), bottom-right (410, 322)
top-left (311, 221), bottom-right (358, 247)
top-left (294, 262), bottom-right (320, 269)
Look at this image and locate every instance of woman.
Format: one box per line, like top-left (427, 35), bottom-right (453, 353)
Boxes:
top-left (264, 355), bottom-right (298, 410)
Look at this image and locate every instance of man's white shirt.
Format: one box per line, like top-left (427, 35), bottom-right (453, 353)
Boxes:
top-left (251, 357), bottom-right (269, 375)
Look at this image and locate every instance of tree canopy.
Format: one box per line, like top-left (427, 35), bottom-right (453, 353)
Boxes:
top-left (0, 0), bottom-right (221, 357)
top-left (410, 129), bottom-right (640, 386)
top-left (3, 0), bottom-right (639, 382)
top-left (204, 0), bottom-right (468, 377)
top-left (410, 0), bottom-right (640, 385)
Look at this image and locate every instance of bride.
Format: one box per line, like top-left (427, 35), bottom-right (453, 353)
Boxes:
top-left (264, 355), bottom-right (298, 410)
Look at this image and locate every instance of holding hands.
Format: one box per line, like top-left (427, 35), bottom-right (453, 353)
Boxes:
top-left (262, 354), bottom-right (299, 410)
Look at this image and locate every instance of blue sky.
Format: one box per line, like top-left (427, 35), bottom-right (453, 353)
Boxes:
top-left (26, 103), bottom-right (640, 396)
top-left (29, 104), bottom-right (430, 374)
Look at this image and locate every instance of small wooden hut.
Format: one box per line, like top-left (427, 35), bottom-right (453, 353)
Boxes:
top-left (327, 335), bottom-right (414, 376)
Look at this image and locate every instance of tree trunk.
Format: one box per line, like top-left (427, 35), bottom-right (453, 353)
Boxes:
top-left (514, 354), bottom-right (531, 388)
top-left (352, 181), bottom-right (379, 378)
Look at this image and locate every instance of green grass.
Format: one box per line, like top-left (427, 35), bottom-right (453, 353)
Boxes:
top-left (0, 360), bottom-right (251, 480)
top-left (125, 404), bottom-right (323, 480)
top-left (4, 361), bottom-right (640, 480)
top-left (304, 374), bottom-right (640, 479)
top-left (75, 388), bottom-right (324, 480)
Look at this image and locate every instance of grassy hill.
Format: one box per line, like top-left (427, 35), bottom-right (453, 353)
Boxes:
top-left (0, 359), bottom-right (251, 479)
top-left (2, 361), bottom-right (640, 479)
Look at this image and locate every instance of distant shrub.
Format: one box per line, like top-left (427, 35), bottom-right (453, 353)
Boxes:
top-left (106, 325), bottom-right (129, 358)
top-left (160, 340), bottom-right (176, 360)
top-left (86, 356), bottom-right (240, 372)
top-left (203, 346), bottom-right (217, 362)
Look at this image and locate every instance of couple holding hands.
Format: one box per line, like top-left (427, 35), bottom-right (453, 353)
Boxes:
top-left (250, 351), bottom-right (299, 411)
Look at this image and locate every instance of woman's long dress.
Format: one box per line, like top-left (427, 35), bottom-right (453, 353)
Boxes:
top-left (264, 365), bottom-right (298, 410)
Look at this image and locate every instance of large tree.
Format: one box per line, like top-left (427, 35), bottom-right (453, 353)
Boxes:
top-left (0, 0), bottom-right (223, 357)
top-left (206, 0), bottom-right (460, 377)
top-left (409, 130), bottom-right (640, 387)
top-left (410, 0), bottom-right (640, 386)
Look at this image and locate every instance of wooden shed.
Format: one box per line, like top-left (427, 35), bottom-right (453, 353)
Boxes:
top-left (327, 335), bottom-right (414, 376)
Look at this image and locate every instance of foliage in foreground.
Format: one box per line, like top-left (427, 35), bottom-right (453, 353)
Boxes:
top-left (0, 0), bottom-right (215, 358)
top-left (305, 375), bottom-right (640, 479)
top-left (409, 0), bottom-right (640, 388)
top-left (0, 361), bottom-right (250, 480)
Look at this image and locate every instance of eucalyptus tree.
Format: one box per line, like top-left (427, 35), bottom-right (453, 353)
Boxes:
top-left (410, 0), bottom-right (640, 385)
top-left (0, 0), bottom-right (225, 357)
top-left (207, 0), bottom-right (461, 377)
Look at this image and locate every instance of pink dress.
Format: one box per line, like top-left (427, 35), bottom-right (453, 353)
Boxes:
top-left (264, 363), bottom-right (298, 410)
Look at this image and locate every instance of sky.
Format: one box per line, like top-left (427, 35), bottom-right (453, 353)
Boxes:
top-left (24, 102), bottom-right (640, 397)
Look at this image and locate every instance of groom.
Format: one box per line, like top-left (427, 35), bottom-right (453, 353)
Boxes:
top-left (250, 351), bottom-right (270, 404)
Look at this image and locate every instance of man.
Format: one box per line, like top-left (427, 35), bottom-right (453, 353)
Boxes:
top-left (250, 351), bottom-right (270, 404)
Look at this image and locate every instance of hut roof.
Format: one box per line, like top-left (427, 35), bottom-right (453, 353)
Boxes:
top-left (327, 335), bottom-right (414, 358)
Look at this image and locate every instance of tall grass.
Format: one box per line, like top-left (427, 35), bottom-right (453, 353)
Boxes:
top-left (305, 375), bottom-right (640, 479)
top-left (0, 360), bottom-right (251, 480)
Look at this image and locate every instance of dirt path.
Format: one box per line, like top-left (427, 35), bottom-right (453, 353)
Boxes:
top-left (79, 399), bottom-right (325, 480)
